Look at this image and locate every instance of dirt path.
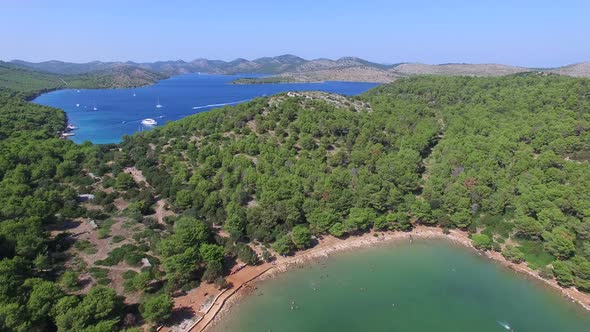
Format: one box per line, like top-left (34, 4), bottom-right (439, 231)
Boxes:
top-left (154, 200), bottom-right (172, 225)
top-left (125, 166), bottom-right (174, 225)
top-left (124, 166), bottom-right (148, 185)
top-left (100, 265), bottom-right (142, 273)
top-left (169, 226), bottom-right (590, 332)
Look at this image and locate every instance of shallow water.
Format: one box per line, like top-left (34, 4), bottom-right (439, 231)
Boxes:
top-left (33, 74), bottom-right (378, 144)
top-left (212, 240), bottom-right (590, 332)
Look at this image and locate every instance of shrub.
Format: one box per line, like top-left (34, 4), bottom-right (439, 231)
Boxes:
top-left (471, 233), bottom-right (492, 250)
top-left (538, 266), bottom-right (554, 280)
top-left (112, 235), bottom-right (125, 244)
top-left (502, 245), bottom-right (525, 263)
top-left (59, 270), bottom-right (80, 290)
top-left (552, 260), bottom-right (574, 287)
top-left (291, 225), bottom-right (312, 249)
top-left (123, 270), bottom-right (138, 280)
top-left (141, 294), bottom-right (173, 324)
top-left (116, 173), bottom-right (136, 190)
top-left (271, 235), bottom-right (295, 256)
top-left (329, 223), bottom-right (345, 237)
top-left (95, 244), bottom-right (144, 266)
top-left (74, 240), bottom-right (98, 254)
top-left (89, 267), bottom-right (109, 279)
top-left (236, 243), bottom-right (258, 265)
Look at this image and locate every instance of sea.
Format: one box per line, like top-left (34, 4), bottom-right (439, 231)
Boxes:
top-left (211, 240), bottom-right (590, 332)
top-left (33, 74), bottom-right (379, 144)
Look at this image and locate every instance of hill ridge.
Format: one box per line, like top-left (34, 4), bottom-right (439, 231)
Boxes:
top-left (9, 56), bottom-right (590, 84)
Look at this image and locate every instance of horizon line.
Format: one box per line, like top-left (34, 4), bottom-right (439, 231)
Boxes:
top-left (3, 55), bottom-right (587, 70)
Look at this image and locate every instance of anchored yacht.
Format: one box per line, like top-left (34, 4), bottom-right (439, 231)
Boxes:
top-left (141, 118), bottom-right (157, 126)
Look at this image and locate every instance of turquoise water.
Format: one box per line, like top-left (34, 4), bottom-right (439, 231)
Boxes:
top-left (33, 74), bottom-right (378, 144)
top-left (212, 240), bottom-right (590, 332)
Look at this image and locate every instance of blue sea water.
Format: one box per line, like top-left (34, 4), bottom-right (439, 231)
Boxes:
top-left (213, 241), bottom-right (590, 332)
top-left (33, 74), bottom-right (379, 144)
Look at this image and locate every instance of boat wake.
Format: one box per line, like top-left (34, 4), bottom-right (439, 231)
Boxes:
top-left (192, 99), bottom-right (250, 110)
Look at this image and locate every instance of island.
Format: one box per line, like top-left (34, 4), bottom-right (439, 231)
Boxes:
top-left (1, 60), bottom-right (590, 332)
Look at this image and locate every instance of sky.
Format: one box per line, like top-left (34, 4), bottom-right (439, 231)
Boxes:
top-left (1, 0), bottom-right (589, 67)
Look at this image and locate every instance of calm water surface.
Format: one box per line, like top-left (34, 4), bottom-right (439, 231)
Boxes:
top-left (212, 240), bottom-right (590, 332)
top-left (33, 74), bottom-right (378, 144)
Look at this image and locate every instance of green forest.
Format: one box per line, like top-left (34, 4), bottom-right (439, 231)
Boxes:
top-left (0, 62), bottom-right (165, 99)
top-left (1, 71), bottom-right (590, 331)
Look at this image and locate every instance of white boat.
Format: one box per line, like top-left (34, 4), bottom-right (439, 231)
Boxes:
top-left (76, 90), bottom-right (80, 93)
top-left (76, 103), bottom-right (80, 107)
top-left (66, 124), bottom-right (78, 131)
top-left (141, 118), bottom-right (157, 126)
top-left (156, 97), bottom-right (163, 108)
top-left (133, 90), bottom-right (136, 97)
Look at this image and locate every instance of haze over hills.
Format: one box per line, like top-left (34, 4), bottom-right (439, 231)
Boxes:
top-left (392, 63), bottom-right (530, 77)
top-left (8, 55), bottom-right (590, 84)
top-left (10, 55), bottom-right (391, 76)
top-left (0, 61), bottom-right (166, 96)
top-left (547, 62), bottom-right (590, 77)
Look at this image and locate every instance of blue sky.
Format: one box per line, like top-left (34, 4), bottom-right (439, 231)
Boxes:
top-left (2, 0), bottom-right (589, 67)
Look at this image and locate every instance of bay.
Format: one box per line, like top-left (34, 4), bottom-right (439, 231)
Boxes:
top-left (33, 74), bottom-right (378, 144)
top-left (212, 240), bottom-right (590, 332)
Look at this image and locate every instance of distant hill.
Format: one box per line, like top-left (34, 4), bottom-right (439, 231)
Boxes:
top-left (0, 61), bottom-right (68, 93)
top-left (71, 65), bottom-right (167, 89)
top-left (547, 62), bottom-right (590, 77)
top-left (9, 56), bottom-right (590, 84)
top-left (11, 55), bottom-right (393, 77)
top-left (391, 63), bottom-right (530, 77)
top-left (10, 59), bottom-right (121, 75)
top-left (0, 61), bottom-right (166, 97)
top-left (275, 67), bottom-right (401, 83)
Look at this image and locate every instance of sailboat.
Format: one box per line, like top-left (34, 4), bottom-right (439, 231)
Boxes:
top-left (133, 90), bottom-right (136, 97)
top-left (156, 97), bottom-right (163, 108)
top-left (92, 101), bottom-right (98, 111)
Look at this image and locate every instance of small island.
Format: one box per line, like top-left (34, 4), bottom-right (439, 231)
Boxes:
top-left (230, 76), bottom-right (301, 84)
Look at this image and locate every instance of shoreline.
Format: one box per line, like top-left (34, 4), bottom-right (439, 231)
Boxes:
top-left (180, 226), bottom-right (590, 332)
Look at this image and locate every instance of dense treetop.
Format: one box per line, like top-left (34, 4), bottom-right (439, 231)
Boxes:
top-left (1, 71), bottom-right (590, 331)
top-left (124, 74), bottom-right (590, 291)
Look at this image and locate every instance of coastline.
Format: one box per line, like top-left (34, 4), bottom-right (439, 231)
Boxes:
top-left (173, 226), bottom-right (590, 332)
top-left (24, 79), bottom-right (163, 102)
top-left (230, 78), bottom-right (326, 85)
top-left (28, 79), bottom-right (165, 140)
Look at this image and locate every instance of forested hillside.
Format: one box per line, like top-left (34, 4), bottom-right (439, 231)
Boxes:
top-left (124, 74), bottom-right (590, 292)
top-left (0, 88), bottom-right (129, 330)
top-left (1, 73), bottom-right (590, 331)
top-left (0, 76), bottom-right (172, 330)
top-left (0, 62), bottom-right (165, 98)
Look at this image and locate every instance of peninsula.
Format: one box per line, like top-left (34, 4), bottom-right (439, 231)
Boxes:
top-left (1, 59), bottom-right (590, 332)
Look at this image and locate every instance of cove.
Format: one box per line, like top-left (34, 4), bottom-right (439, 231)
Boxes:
top-left (211, 240), bottom-right (590, 332)
top-left (32, 74), bottom-right (378, 144)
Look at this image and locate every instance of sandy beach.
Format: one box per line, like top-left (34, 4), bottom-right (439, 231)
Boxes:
top-left (161, 225), bottom-right (590, 332)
